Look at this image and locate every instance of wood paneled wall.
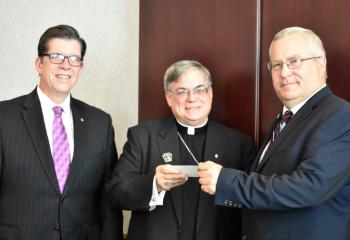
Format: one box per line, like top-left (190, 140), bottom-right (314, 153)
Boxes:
top-left (139, 0), bottom-right (350, 145)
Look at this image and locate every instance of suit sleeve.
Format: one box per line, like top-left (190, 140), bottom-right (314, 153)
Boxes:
top-left (100, 115), bottom-right (124, 240)
top-left (215, 110), bottom-right (350, 210)
top-left (106, 126), bottom-right (154, 211)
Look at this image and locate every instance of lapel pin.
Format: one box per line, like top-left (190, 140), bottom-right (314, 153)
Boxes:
top-left (162, 152), bottom-right (173, 163)
top-left (214, 154), bottom-right (219, 159)
top-left (80, 118), bottom-right (84, 122)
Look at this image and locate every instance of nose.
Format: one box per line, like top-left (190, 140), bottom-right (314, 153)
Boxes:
top-left (59, 57), bottom-right (71, 69)
top-left (280, 62), bottom-right (292, 77)
top-left (186, 90), bottom-right (197, 101)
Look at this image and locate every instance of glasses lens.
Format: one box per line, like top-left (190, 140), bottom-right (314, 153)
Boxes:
top-left (271, 61), bottom-right (283, 71)
top-left (286, 58), bottom-right (301, 69)
top-left (49, 54), bottom-right (64, 64)
top-left (68, 56), bottom-right (82, 67)
top-left (175, 89), bottom-right (189, 97)
top-left (194, 86), bottom-right (209, 95)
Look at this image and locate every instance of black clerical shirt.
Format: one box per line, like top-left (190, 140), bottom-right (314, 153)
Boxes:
top-left (176, 122), bottom-right (208, 240)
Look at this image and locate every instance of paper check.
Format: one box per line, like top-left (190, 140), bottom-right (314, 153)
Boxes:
top-left (172, 165), bottom-right (198, 177)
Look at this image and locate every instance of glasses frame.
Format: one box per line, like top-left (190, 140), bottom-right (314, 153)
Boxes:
top-left (41, 53), bottom-right (83, 67)
top-left (167, 85), bottom-right (212, 99)
top-left (267, 56), bottom-right (321, 71)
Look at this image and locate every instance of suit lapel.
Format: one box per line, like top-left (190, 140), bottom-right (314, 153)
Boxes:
top-left (256, 87), bottom-right (332, 172)
top-left (196, 121), bottom-right (222, 233)
top-left (251, 115), bottom-right (280, 171)
top-left (158, 118), bottom-right (183, 227)
top-left (21, 90), bottom-right (61, 194)
top-left (61, 98), bottom-right (87, 196)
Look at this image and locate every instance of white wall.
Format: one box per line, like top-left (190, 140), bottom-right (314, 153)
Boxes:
top-left (0, 0), bottom-right (138, 234)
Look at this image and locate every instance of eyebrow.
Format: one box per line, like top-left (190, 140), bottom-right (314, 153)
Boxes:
top-left (272, 55), bottom-right (302, 61)
top-left (175, 84), bottom-right (206, 90)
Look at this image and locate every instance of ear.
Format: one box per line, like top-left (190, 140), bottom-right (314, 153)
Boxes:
top-left (79, 62), bottom-right (84, 73)
top-left (165, 91), bottom-right (173, 107)
top-left (35, 57), bottom-right (43, 75)
top-left (317, 56), bottom-right (327, 76)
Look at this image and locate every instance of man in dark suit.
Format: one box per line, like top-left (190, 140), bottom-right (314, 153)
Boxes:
top-left (0, 25), bottom-right (123, 240)
top-left (107, 60), bottom-right (256, 240)
top-left (198, 27), bottom-right (350, 240)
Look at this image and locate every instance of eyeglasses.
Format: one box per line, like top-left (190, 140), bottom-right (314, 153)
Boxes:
top-left (41, 53), bottom-right (83, 67)
top-left (267, 56), bottom-right (321, 71)
top-left (168, 85), bottom-right (211, 99)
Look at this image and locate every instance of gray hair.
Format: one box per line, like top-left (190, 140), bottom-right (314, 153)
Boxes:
top-left (269, 26), bottom-right (326, 59)
top-left (163, 60), bottom-right (212, 91)
top-left (269, 26), bottom-right (327, 78)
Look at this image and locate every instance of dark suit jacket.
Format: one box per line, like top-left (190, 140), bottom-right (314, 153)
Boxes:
top-left (107, 117), bottom-right (255, 240)
top-left (216, 86), bottom-right (350, 240)
top-left (0, 89), bottom-right (123, 240)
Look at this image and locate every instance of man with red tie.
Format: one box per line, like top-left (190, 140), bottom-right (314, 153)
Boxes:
top-left (199, 26), bottom-right (350, 240)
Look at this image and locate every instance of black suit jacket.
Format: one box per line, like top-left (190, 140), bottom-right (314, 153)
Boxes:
top-left (0, 89), bottom-right (123, 240)
top-left (107, 117), bottom-right (255, 240)
top-left (216, 86), bottom-right (350, 240)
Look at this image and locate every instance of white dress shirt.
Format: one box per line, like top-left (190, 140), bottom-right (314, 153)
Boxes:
top-left (37, 86), bottom-right (74, 161)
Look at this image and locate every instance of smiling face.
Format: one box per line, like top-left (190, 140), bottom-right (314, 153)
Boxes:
top-left (36, 38), bottom-right (83, 104)
top-left (165, 68), bottom-right (213, 126)
top-left (270, 33), bottom-right (326, 108)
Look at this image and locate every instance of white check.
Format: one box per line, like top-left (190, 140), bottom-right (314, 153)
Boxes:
top-left (172, 165), bottom-right (198, 177)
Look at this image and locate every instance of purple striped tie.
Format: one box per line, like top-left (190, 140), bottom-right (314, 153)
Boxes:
top-left (53, 106), bottom-right (71, 193)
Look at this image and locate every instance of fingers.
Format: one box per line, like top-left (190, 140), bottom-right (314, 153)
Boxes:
top-left (156, 164), bottom-right (188, 191)
top-left (198, 161), bottom-right (223, 195)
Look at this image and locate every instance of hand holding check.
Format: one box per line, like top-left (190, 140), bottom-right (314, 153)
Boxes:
top-left (155, 164), bottom-right (188, 191)
top-left (198, 161), bottom-right (223, 195)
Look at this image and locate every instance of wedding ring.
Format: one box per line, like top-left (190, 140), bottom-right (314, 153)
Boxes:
top-left (164, 180), bottom-right (173, 186)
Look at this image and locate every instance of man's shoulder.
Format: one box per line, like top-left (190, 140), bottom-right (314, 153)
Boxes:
top-left (130, 117), bottom-right (170, 131)
top-left (0, 93), bottom-right (30, 112)
top-left (326, 94), bottom-right (350, 109)
top-left (209, 119), bottom-right (251, 139)
top-left (71, 97), bottom-right (110, 117)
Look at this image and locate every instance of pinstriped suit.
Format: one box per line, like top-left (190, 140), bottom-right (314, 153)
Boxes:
top-left (0, 89), bottom-right (123, 240)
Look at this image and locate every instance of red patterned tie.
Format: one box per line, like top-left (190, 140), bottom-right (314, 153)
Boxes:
top-left (52, 106), bottom-right (71, 193)
top-left (272, 110), bottom-right (293, 142)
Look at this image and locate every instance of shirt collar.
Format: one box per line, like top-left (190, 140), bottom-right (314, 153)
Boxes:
top-left (176, 118), bottom-right (208, 135)
top-left (37, 86), bottom-right (71, 114)
top-left (282, 84), bottom-right (327, 115)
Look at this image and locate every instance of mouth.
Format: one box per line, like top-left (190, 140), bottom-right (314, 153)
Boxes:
top-left (55, 74), bottom-right (71, 79)
top-left (185, 106), bottom-right (200, 111)
top-left (280, 82), bottom-right (295, 87)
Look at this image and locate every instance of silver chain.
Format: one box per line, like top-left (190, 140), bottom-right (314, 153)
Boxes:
top-left (177, 132), bottom-right (199, 165)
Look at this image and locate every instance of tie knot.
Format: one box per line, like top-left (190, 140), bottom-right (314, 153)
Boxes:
top-left (282, 110), bottom-right (293, 123)
top-left (53, 106), bottom-right (63, 117)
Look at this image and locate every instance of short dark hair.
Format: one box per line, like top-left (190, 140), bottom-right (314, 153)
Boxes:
top-left (37, 25), bottom-right (86, 58)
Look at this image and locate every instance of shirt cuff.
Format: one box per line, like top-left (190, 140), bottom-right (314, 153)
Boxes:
top-left (148, 175), bottom-right (166, 211)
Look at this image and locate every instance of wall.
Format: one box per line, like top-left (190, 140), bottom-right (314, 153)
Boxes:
top-left (0, 0), bottom-right (138, 234)
top-left (139, 0), bottom-right (350, 146)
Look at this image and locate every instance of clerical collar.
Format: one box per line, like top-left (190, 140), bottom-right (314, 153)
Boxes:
top-left (176, 119), bottom-right (208, 135)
